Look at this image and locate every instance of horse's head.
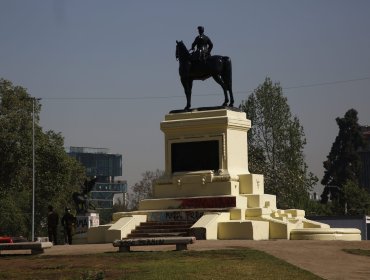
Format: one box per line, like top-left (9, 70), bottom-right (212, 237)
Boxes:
top-left (176, 40), bottom-right (189, 61)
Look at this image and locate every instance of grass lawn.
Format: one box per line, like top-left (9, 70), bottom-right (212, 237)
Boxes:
top-left (0, 249), bottom-right (322, 280)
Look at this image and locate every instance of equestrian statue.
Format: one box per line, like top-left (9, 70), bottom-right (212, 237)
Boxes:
top-left (176, 26), bottom-right (234, 110)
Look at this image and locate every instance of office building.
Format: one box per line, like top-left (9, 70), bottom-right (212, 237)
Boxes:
top-left (67, 146), bottom-right (127, 209)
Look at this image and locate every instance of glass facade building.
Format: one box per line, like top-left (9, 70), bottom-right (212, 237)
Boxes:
top-left (67, 147), bottom-right (126, 209)
top-left (90, 182), bottom-right (128, 209)
top-left (68, 147), bottom-right (122, 180)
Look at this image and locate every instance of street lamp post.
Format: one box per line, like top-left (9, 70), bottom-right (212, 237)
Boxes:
top-left (32, 98), bottom-right (35, 241)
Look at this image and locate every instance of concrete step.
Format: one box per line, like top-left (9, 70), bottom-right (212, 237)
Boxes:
top-left (143, 221), bottom-right (194, 224)
top-left (132, 227), bottom-right (191, 234)
top-left (139, 223), bottom-right (194, 229)
top-left (127, 221), bottom-right (194, 239)
top-left (127, 232), bottom-right (189, 238)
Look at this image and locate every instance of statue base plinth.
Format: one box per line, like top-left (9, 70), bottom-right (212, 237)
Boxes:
top-left (72, 212), bottom-right (99, 244)
top-left (87, 108), bottom-right (361, 242)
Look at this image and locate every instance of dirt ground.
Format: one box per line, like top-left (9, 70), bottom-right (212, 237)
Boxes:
top-left (2, 240), bottom-right (370, 280)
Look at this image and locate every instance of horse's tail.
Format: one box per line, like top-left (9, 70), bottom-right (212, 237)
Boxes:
top-left (222, 56), bottom-right (232, 91)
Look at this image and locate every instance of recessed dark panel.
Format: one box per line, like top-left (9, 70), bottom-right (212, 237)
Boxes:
top-left (171, 140), bottom-right (219, 173)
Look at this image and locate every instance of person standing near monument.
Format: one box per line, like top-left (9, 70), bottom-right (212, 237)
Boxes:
top-left (61, 207), bottom-right (76, 245)
top-left (47, 205), bottom-right (59, 245)
top-left (191, 26), bottom-right (213, 62)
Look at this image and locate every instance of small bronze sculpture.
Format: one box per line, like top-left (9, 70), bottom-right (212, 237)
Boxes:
top-left (72, 178), bottom-right (97, 214)
top-left (176, 36), bottom-right (234, 110)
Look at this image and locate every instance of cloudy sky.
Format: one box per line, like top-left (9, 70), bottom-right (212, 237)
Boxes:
top-left (1, 0), bottom-right (369, 194)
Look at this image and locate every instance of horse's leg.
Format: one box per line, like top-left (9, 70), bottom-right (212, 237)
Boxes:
top-left (212, 75), bottom-right (229, 106)
top-left (189, 80), bottom-right (193, 107)
top-left (181, 77), bottom-right (192, 110)
top-left (221, 56), bottom-right (234, 107)
top-left (229, 88), bottom-right (234, 107)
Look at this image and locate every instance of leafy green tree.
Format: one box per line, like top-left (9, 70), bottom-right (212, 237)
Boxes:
top-left (240, 77), bottom-right (317, 209)
top-left (321, 109), bottom-right (366, 209)
top-left (0, 192), bottom-right (29, 236)
top-left (0, 79), bottom-right (36, 194)
top-left (130, 169), bottom-right (164, 210)
top-left (0, 78), bottom-right (85, 238)
top-left (342, 181), bottom-right (370, 215)
top-left (303, 198), bottom-right (333, 216)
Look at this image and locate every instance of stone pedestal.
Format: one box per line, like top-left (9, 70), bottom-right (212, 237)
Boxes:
top-left (160, 109), bottom-right (251, 178)
top-left (73, 212), bottom-right (99, 244)
top-left (89, 107), bottom-right (361, 242)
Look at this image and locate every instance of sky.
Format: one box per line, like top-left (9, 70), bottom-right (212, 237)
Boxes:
top-left (1, 0), bottom-right (370, 195)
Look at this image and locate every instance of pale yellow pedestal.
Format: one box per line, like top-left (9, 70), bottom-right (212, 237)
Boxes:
top-left (87, 108), bottom-right (361, 242)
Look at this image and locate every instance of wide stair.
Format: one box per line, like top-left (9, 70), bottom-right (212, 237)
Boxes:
top-left (126, 221), bottom-right (194, 238)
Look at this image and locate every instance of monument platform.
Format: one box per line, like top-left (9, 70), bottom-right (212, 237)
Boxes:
top-left (87, 107), bottom-right (361, 242)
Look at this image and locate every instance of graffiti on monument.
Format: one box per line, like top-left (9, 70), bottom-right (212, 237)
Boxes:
top-left (121, 239), bottom-right (166, 246)
top-left (148, 210), bottom-right (204, 222)
top-left (75, 214), bottom-right (99, 235)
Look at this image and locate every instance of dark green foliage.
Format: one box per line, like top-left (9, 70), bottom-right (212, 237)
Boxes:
top-left (240, 77), bottom-right (317, 209)
top-left (0, 191), bottom-right (29, 236)
top-left (0, 78), bottom-right (85, 238)
top-left (300, 198), bottom-right (334, 216)
top-left (321, 109), bottom-right (367, 211)
top-left (0, 80), bottom-right (36, 193)
top-left (342, 181), bottom-right (370, 215)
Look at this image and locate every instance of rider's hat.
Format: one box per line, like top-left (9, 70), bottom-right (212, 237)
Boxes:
top-left (197, 26), bottom-right (204, 32)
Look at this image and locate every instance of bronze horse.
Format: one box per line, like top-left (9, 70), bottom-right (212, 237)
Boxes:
top-left (175, 40), bottom-right (234, 110)
top-left (72, 178), bottom-right (97, 213)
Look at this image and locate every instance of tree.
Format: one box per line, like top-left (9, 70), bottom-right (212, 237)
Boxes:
top-left (342, 181), bottom-right (370, 215)
top-left (0, 79), bottom-right (36, 194)
top-left (240, 77), bottom-right (317, 209)
top-left (130, 169), bottom-right (164, 210)
top-left (321, 109), bottom-right (367, 213)
top-left (0, 78), bottom-right (85, 238)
